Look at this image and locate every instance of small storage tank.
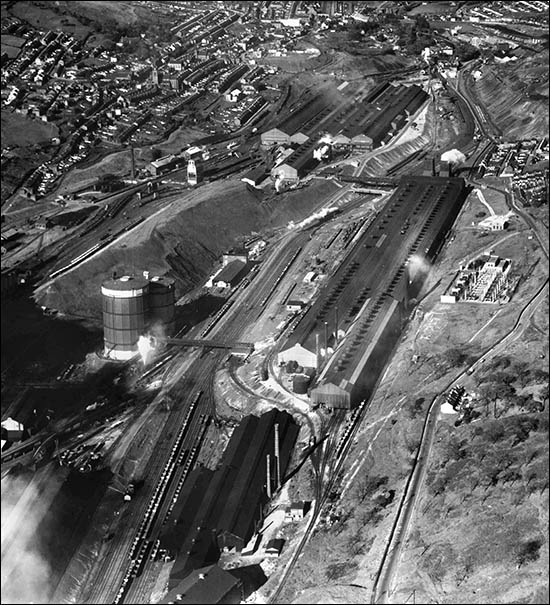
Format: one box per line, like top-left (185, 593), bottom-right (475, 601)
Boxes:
top-left (102, 275), bottom-right (150, 360)
top-left (147, 276), bottom-right (176, 337)
top-left (293, 374), bottom-right (310, 395)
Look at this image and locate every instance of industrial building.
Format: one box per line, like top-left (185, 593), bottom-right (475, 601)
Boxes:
top-left (271, 138), bottom-right (321, 187)
top-left (278, 176), bottom-right (469, 409)
top-left (261, 82), bottom-right (429, 187)
top-left (440, 254), bottom-right (512, 304)
top-left (161, 409), bottom-right (299, 587)
top-left (101, 273), bottom-right (176, 360)
top-left (241, 164), bottom-right (268, 189)
top-left (160, 563), bottom-right (266, 605)
top-left (212, 260), bottom-right (249, 289)
top-left (148, 154), bottom-right (186, 176)
top-left (260, 127), bottom-right (291, 147)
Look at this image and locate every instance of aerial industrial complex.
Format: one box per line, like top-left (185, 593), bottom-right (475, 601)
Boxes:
top-left (2, 1), bottom-right (548, 605)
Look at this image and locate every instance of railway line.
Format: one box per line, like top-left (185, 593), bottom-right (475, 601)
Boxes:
top-left (268, 400), bottom-right (369, 604)
top-left (82, 360), bottom-right (219, 604)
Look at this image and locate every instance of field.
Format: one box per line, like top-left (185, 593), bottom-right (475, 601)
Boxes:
top-left (8, 0), bottom-right (151, 37)
top-left (1, 110), bottom-right (59, 148)
top-left (1, 34), bottom-right (26, 58)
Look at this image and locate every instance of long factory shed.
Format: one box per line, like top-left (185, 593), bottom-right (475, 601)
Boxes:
top-left (278, 176), bottom-right (469, 409)
top-left (161, 409), bottom-right (299, 588)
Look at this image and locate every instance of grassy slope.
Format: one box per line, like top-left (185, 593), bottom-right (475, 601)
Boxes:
top-left (1, 111), bottom-right (59, 147)
top-left (471, 56), bottom-right (549, 140)
top-left (36, 178), bottom-right (340, 317)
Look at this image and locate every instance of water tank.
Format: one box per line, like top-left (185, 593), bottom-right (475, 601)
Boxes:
top-left (147, 276), bottom-right (176, 337)
top-left (292, 374), bottom-right (310, 395)
top-left (101, 275), bottom-right (150, 360)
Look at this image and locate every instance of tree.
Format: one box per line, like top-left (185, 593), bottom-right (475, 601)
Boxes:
top-left (516, 539), bottom-right (542, 567)
top-left (484, 419), bottom-right (505, 443)
top-left (415, 15), bottom-right (431, 31)
top-left (443, 436), bottom-right (467, 463)
top-left (151, 147), bottom-right (162, 160)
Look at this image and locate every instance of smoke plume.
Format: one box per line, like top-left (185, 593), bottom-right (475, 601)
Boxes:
top-left (440, 149), bottom-right (466, 166)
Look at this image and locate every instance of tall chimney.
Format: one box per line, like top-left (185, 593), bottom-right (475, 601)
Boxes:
top-left (316, 333), bottom-right (321, 370)
top-left (274, 423), bottom-right (280, 489)
top-left (448, 162), bottom-right (453, 178)
top-left (334, 306), bottom-right (339, 349)
top-left (324, 321), bottom-right (329, 360)
top-left (266, 454), bottom-right (271, 498)
top-left (130, 146), bottom-right (136, 180)
top-left (432, 157), bottom-right (436, 177)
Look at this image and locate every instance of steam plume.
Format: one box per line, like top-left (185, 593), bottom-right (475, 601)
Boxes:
top-left (440, 149), bottom-right (466, 166)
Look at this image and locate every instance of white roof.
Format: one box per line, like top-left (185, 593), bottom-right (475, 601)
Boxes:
top-left (1, 417), bottom-right (24, 431)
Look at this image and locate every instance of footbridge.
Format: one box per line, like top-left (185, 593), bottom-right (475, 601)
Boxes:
top-left (165, 338), bottom-right (254, 356)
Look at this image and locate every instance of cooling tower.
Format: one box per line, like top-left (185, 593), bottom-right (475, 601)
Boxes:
top-left (101, 275), bottom-right (150, 360)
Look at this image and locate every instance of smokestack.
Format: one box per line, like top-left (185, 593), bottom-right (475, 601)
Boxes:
top-left (324, 321), bottom-right (329, 360)
top-left (266, 454), bottom-right (271, 498)
top-left (448, 162), bottom-right (453, 178)
top-left (432, 157), bottom-right (436, 177)
top-left (334, 306), bottom-right (339, 349)
top-left (274, 423), bottom-right (280, 489)
top-left (316, 333), bottom-right (320, 369)
top-left (130, 146), bottom-right (136, 179)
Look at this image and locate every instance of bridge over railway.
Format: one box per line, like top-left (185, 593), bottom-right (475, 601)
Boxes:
top-left (340, 175), bottom-right (398, 188)
top-left (165, 338), bottom-right (254, 355)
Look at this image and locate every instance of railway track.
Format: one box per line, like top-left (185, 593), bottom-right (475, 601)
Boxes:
top-left (268, 402), bottom-right (369, 603)
top-left (82, 369), bottom-right (217, 604)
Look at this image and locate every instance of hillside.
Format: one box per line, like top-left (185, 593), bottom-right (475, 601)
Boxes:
top-left (469, 54), bottom-right (549, 140)
top-left (36, 178), bottom-right (340, 318)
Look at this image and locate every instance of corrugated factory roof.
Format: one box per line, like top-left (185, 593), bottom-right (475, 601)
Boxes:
top-left (161, 564), bottom-right (240, 604)
top-left (163, 410), bottom-right (299, 586)
top-left (282, 176), bottom-right (467, 386)
top-left (214, 260), bottom-right (246, 284)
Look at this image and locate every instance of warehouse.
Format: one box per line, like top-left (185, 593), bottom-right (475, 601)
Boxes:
top-left (278, 176), bottom-right (469, 408)
top-left (161, 409), bottom-right (299, 587)
top-left (270, 138), bottom-right (320, 186)
top-left (260, 127), bottom-right (291, 147)
top-left (241, 164), bottom-right (268, 188)
top-left (213, 260), bottom-right (248, 289)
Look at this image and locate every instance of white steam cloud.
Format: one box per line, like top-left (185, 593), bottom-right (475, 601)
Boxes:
top-left (1, 475), bottom-right (53, 604)
top-left (137, 334), bottom-right (156, 366)
top-left (288, 207), bottom-right (339, 231)
top-left (440, 149), bottom-right (466, 166)
top-left (407, 254), bottom-right (431, 282)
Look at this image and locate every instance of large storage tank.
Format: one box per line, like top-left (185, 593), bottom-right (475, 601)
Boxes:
top-left (101, 275), bottom-right (150, 360)
top-left (147, 275), bottom-right (176, 337)
top-left (293, 374), bottom-right (310, 395)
